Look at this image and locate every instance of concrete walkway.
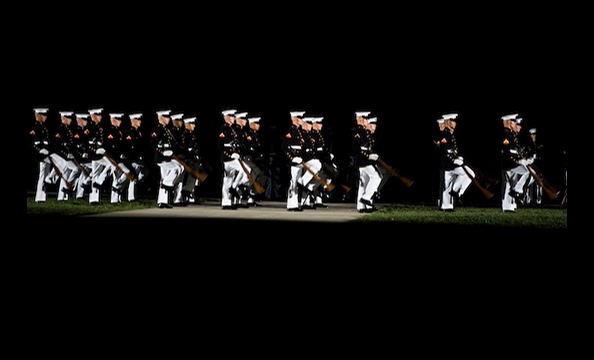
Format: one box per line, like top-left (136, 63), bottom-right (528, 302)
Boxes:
top-left (83, 199), bottom-right (374, 223)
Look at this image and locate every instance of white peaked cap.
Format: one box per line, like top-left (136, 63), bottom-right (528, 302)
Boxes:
top-left (129, 113), bottom-right (143, 119)
top-left (184, 117), bottom-right (196, 124)
top-left (368, 117), bottom-right (377, 123)
top-left (222, 109), bottom-right (237, 116)
top-left (235, 112), bottom-right (248, 119)
top-left (76, 113), bottom-right (90, 118)
top-left (355, 111), bottom-right (370, 117)
top-left (529, 128), bottom-right (537, 134)
top-left (515, 117), bottom-right (523, 124)
top-left (442, 113), bottom-right (458, 120)
top-left (249, 117), bottom-right (261, 123)
top-left (89, 108), bottom-right (103, 114)
top-left (156, 110), bottom-right (171, 116)
top-left (110, 113), bottom-right (124, 119)
top-left (313, 117), bottom-right (324, 122)
top-left (290, 111), bottom-right (305, 118)
top-left (501, 113), bottom-right (518, 121)
top-left (59, 111), bottom-right (74, 117)
top-left (171, 113), bottom-right (184, 120)
top-left (303, 117), bottom-right (315, 123)
top-left (437, 118), bottom-right (445, 124)
top-left (34, 108), bottom-right (49, 114)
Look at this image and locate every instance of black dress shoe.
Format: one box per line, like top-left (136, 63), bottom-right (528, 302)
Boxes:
top-left (302, 205), bottom-right (316, 210)
top-left (222, 205), bottom-right (237, 210)
top-left (441, 208), bottom-right (455, 212)
top-left (229, 187), bottom-right (240, 199)
top-left (449, 190), bottom-right (463, 204)
top-left (90, 201), bottom-right (100, 206)
top-left (508, 190), bottom-right (524, 205)
top-left (173, 202), bottom-right (187, 207)
top-left (314, 203), bottom-right (328, 208)
top-left (287, 207), bottom-right (302, 212)
top-left (158, 203), bottom-right (173, 209)
top-left (359, 198), bottom-right (373, 206)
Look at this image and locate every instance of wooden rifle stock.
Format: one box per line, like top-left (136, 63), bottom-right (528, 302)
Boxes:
top-left (464, 162), bottom-right (498, 187)
top-left (461, 164), bottom-right (494, 200)
top-left (376, 158), bottom-right (414, 187)
top-left (104, 153), bottom-right (135, 181)
top-left (173, 155), bottom-right (208, 183)
top-left (301, 160), bottom-right (335, 191)
top-left (72, 157), bottom-right (90, 177)
top-left (526, 164), bottom-right (559, 200)
top-left (238, 157), bottom-right (265, 194)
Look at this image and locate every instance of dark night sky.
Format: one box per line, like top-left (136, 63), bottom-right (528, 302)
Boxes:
top-left (26, 11), bottom-right (568, 204)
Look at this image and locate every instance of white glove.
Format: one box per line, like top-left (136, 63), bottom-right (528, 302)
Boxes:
top-left (231, 153), bottom-right (240, 160)
top-left (163, 150), bottom-right (173, 157)
top-left (67, 153), bottom-right (75, 160)
top-left (453, 157), bottom-right (464, 166)
top-left (329, 153), bottom-right (335, 160)
top-left (519, 159), bottom-right (528, 166)
top-left (96, 148), bottom-right (106, 155)
top-left (291, 156), bottom-right (302, 164)
top-left (82, 153), bottom-right (89, 159)
top-left (526, 158), bottom-right (534, 165)
top-left (368, 153), bottom-right (379, 161)
top-left (39, 148), bottom-right (49, 155)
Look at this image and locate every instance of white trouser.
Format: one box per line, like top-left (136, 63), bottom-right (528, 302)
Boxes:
top-left (502, 165), bottom-right (531, 211)
top-left (157, 159), bottom-right (184, 205)
top-left (357, 164), bottom-right (382, 211)
top-left (74, 162), bottom-right (92, 199)
top-left (232, 159), bottom-right (252, 189)
top-left (440, 165), bottom-right (474, 210)
top-left (35, 158), bottom-right (52, 202)
top-left (287, 163), bottom-right (305, 209)
top-left (126, 162), bottom-right (146, 202)
top-left (110, 161), bottom-right (131, 204)
top-left (49, 153), bottom-right (81, 201)
top-left (221, 160), bottom-right (242, 207)
top-left (299, 159), bottom-right (322, 207)
top-left (89, 157), bottom-right (111, 203)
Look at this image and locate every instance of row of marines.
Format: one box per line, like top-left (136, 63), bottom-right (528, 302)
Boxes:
top-left (29, 107), bottom-right (559, 213)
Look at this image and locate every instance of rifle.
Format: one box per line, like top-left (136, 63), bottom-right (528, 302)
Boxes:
top-left (173, 155), bottom-right (208, 183)
top-left (464, 162), bottom-right (499, 187)
top-left (72, 157), bottom-right (90, 177)
top-left (376, 157), bottom-right (414, 187)
top-left (526, 164), bottom-right (560, 200)
top-left (104, 153), bottom-right (135, 181)
top-left (237, 157), bottom-right (265, 194)
top-left (48, 154), bottom-right (74, 191)
top-left (301, 160), bottom-right (336, 192)
top-left (461, 164), bottom-right (495, 200)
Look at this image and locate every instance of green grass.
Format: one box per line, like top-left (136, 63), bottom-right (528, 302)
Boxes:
top-left (352, 203), bottom-right (567, 230)
top-left (26, 195), bottom-right (567, 231)
top-left (26, 196), bottom-right (156, 216)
